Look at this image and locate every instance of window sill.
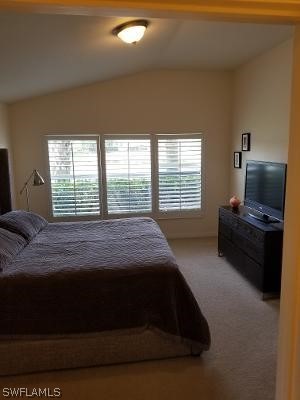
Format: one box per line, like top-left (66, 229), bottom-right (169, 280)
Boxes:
top-left (49, 210), bottom-right (203, 223)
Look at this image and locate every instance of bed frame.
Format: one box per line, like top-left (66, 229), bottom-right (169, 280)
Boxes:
top-left (0, 329), bottom-right (195, 376)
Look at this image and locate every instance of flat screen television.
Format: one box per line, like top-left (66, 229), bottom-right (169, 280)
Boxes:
top-left (244, 160), bottom-right (287, 222)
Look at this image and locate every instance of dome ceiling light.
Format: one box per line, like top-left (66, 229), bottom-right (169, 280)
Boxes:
top-left (112, 20), bottom-right (149, 44)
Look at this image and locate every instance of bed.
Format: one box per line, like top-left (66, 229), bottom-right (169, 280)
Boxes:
top-left (0, 210), bottom-right (210, 375)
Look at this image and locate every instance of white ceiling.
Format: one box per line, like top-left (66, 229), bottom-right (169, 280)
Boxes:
top-left (0, 13), bottom-right (293, 103)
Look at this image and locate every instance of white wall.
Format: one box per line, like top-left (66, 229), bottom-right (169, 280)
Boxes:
top-left (230, 39), bottom-right (293, 200)
top-left (8, 69), bottom-right (233, 238)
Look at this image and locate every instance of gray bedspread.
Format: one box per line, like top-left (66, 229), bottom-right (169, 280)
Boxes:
top-left (0, 217), bottom-right (210, 350)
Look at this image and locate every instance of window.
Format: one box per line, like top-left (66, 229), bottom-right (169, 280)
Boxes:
top-left (104, 137), bottom-right (152, 214)
top-left (47, 134), bottom-right (202, 218)
top-left (158, 136), bottom-right (202, 212)
top-left (47, 138), bottom-right (100, 217)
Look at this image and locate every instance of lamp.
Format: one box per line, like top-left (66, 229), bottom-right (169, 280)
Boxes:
top-left (112, 20), bottom-right (149, 44)
top-left (20, 169), bottom-right (45, 211)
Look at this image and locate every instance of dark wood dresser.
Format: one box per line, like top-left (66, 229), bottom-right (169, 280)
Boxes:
top-left (218, 205), bottom-right (283, 297)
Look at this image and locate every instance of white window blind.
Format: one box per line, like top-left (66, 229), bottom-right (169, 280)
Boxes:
top-left (104, 137), bottom-right (152, 214)
top-left (158, 136), bottom-right (202, 212)
top-left (47, 138), bottom-right (100, 217)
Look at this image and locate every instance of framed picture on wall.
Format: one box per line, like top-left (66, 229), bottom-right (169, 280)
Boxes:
top-left (234, 152), bottom-right (242, 168)
top-left (242, 132), bottom-right (251, 151)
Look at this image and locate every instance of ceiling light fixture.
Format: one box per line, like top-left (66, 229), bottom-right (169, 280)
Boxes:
top-left (112, 20), bottom-right (149, 44)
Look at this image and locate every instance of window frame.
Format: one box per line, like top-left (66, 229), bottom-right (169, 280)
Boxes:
top-left (45, 134), bottom-right (102, 221)
top-left (153, 133), bottom-right (203, 220)
top-left (101, 134), bottom-right (153, 219)
top-left (45, 133), bottom-right (203, 221)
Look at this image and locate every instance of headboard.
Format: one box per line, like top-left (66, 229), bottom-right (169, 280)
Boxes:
top-left (0, 148), bottom-right (12, 215)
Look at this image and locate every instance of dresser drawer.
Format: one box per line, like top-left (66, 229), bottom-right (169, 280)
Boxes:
top-left (218, 220), bottom-right (232, 240)
top-left (232, 231), bottom-right (264, 264)
top-left (219, 208), bottom-right (236, 227)
top-left (219, 234), bottom-right (264, 291)
top-left (234, 219), bottom-right (265, 249)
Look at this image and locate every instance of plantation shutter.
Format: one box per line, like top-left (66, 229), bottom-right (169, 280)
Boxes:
top-left (47, 138), bottom-right (100, 217)
top-left (158, 135), bottom-right (202, 212)
top-left (104, 137), bottom-right (152, 214)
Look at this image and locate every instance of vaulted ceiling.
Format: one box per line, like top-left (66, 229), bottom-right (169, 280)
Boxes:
top-left (0, 13), bottom-right (293, 103)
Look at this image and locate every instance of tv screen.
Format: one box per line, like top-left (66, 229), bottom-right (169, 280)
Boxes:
top-left (244, 161), bottom-right (287, 220)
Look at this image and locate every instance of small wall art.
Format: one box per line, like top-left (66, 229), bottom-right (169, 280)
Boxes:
top-left (242, 132), bottom-right (251, 151)
top-left (234, 151), bottom-right (242, 169)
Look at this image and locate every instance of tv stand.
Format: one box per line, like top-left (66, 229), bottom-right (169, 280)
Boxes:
top-left (218, 206), bottom-right (283, 298)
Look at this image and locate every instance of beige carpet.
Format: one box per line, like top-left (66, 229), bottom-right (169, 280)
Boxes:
top-left (0, 238), bottom-right (279, 400)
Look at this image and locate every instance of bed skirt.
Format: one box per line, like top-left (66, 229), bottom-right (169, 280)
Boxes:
top-left (0, 327), bottom-right (201, 376)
